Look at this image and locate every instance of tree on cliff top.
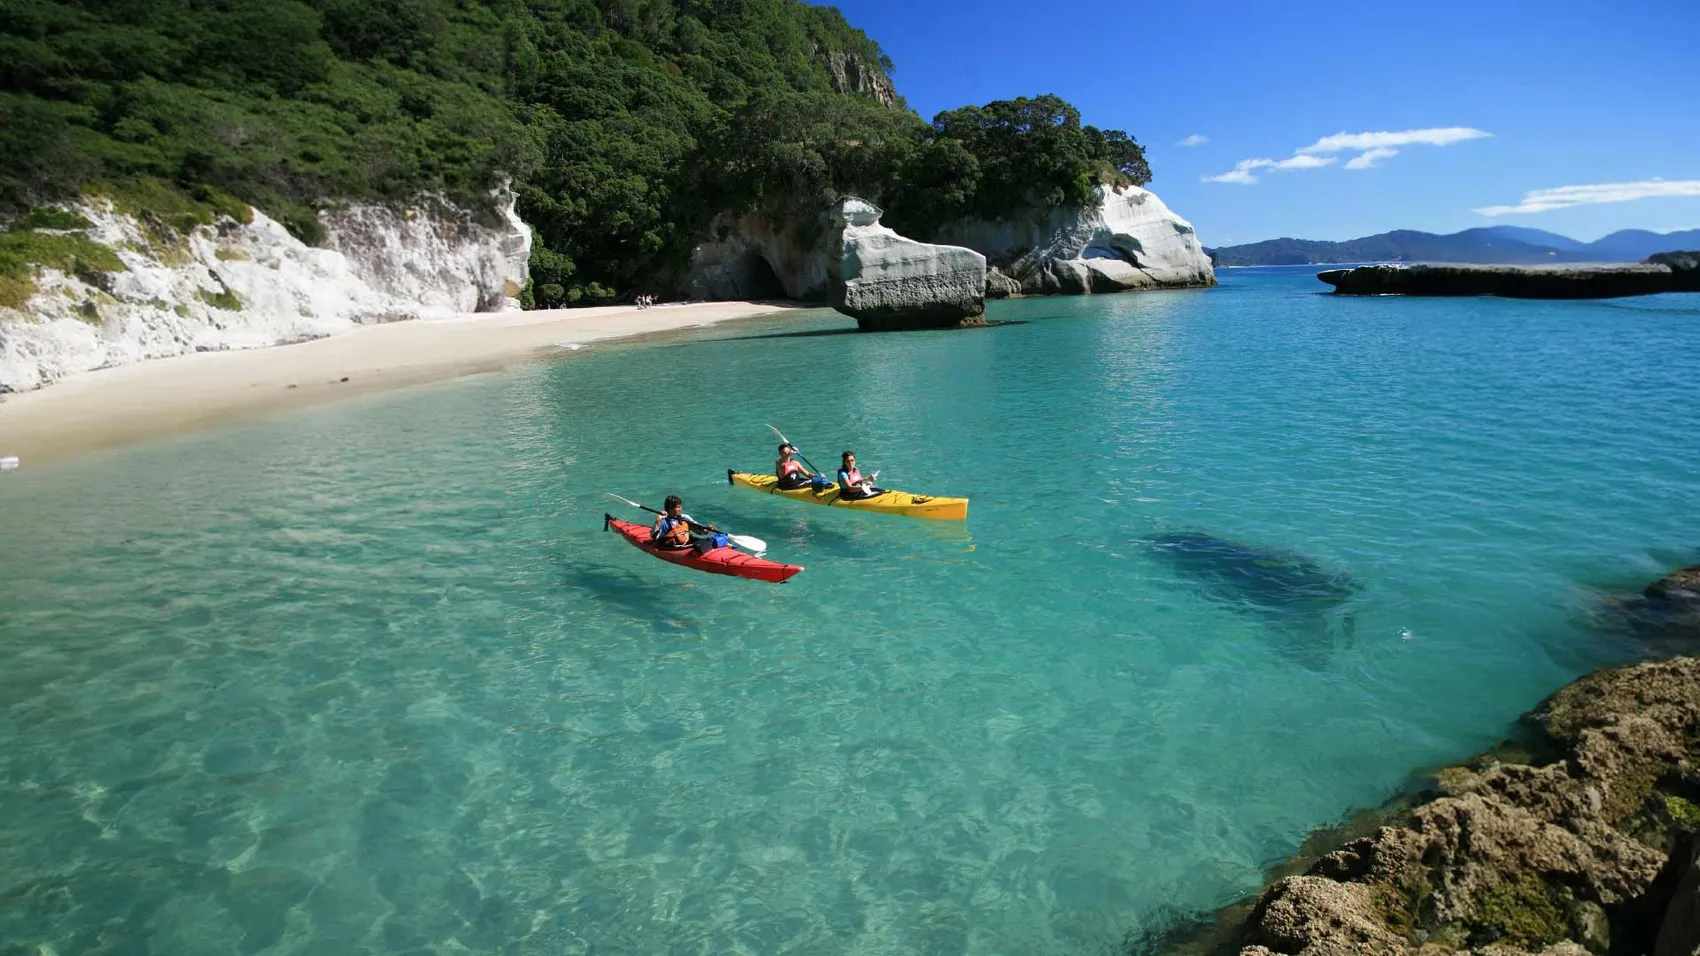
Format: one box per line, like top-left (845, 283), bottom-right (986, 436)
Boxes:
top-left (881, 94), bottom-right (1151, 236)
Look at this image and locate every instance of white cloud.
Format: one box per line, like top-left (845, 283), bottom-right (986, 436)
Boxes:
top-left (1344, 147), bottom-right (1399, 170)
top-left (1202, 162), bottom-right (1261, 184)
top-left (1201, 154), bottom-right (1337, 184)
top-left (1274, 154), bottom-right (1335, 171)
top-left (1475, 179), bottom-right (1700, 216)
top-left (1177, 134), bottom-right (1209, 147)
top-left (1298, 127), bottom-right (1492, 154)
top-left (1205, 126), bottom-right (1487, 185)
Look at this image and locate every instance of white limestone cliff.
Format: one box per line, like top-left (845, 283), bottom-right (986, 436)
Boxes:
top-left (829, 198), bottom-right (986, 331)
top-left (0, 189), bottom-right (530, 393)
top-left (682, 184), bottom-right (1212, 305)
top-left (932, 183), bottom-right (1215, 296)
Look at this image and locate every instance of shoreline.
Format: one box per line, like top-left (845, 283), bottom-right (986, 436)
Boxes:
top-left (0, 300), bottom-right (815, 467)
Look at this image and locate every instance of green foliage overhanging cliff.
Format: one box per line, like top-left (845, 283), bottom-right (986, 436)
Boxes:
top-left (0, 0), bottom-right (1152, 306)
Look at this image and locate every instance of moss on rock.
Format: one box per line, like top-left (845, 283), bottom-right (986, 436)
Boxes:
top-left (197, 285), bottom-right (242, 312)
top-left (0, 227), bottom-right (126, 310)
top-left (1470, 876), bottom-right (1569, 949)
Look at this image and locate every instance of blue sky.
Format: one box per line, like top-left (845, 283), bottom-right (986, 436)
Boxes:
top-left (832, 0), bottom-right (1700, 246)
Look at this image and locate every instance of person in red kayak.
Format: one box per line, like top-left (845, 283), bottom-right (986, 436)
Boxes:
top-left (837, 450), bottom-right (881, 500)
top-left (651, 496), bottom-right (697, 550)
top-left (775, 442), bottom-right (815, 490)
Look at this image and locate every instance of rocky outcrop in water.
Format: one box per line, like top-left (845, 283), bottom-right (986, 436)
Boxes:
top-left (828, 198), bottom-right (986, 331)
top-left (1152, 584), bottom-right (1700, 956)
top-left (0, 189), bottom-right (531, 393)
top-left (1318, 256), bottom-right (1700, 299)
top-left (933, 184), bottom-right (1216, 296)
top-left (681, 184), bottom-right (1215, 304)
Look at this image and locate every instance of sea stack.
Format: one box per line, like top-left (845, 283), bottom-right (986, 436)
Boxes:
top-left (828, 198), bottom-right (987, 331)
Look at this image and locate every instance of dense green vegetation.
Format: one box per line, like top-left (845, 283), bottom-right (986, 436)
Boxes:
top-left (1, 0), bottom-right (1151, 306)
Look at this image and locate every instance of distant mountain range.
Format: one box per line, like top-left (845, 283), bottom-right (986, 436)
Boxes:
top-left (1205, 226), bottom-right (1700, 267)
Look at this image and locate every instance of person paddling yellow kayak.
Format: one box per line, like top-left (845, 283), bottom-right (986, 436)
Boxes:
top-left (774, 443), bottom-right (817, 490)
top-left (728, 436), bottom-right (967, 520)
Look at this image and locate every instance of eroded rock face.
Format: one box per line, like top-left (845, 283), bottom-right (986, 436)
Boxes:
top-left (932, 184), bottom-right (1216, 296)
top-left (828, 198), bottom-right (986, 331)
top-left (322, 183), bottom-right (531, 313)
top-left (682, 208), bottom-right (829, 302)
top-left (0, 189), bottom-right (531, 392)
top-left (1161, 651), bottom-right (1700, 956)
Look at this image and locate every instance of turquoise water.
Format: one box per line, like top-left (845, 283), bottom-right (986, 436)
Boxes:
top-left (2, 268), bottom-right (1698, 955)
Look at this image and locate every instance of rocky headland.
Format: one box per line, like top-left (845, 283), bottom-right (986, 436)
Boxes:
top-left (1318, 254), bottom-right (1700, 299)
top-left (936, 183), bottom-right (1216, 298)
top-left (1150, 565), bottom-right (1700, 956)
top-left (684, 183), bottom-right (1216, 316)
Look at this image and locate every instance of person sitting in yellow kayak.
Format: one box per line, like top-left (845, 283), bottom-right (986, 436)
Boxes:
top-left (651, 496), bottom-right (697, 550)
top-left (774, 443), bottom-right (815, 491)
top-left (837, 451), bottom-right (882, 500)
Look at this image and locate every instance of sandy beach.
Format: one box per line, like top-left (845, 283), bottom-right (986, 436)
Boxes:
top-left (0, 300), bottom-right (811, 466)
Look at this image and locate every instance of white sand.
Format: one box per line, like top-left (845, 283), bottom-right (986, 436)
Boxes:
top-left (0, 301), bottom-right (810, 465)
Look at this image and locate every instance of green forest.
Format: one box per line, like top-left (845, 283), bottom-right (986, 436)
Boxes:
top-left (1, 0), bottom-right (1151, 306)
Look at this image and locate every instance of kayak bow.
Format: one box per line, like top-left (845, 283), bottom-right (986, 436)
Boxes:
top-left (605, 515), bottom-right (803, 583)
top-left (727, 471), bottom-right (968, 521)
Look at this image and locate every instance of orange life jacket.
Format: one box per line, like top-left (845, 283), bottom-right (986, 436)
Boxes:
top-left (656, 516), bottom-right (691, 548)
top-left (842, 468), bottom-right (865, 487)
top-left (777, 458), bottom-right (805, 479)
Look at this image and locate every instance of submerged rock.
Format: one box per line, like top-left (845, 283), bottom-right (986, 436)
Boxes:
top-left (934, 184), bottom-right (1216, 296)
top-left (1142, 531), bottom-right (1359, 667)
top-left (1149, 644), bottom-right (1700, 956)
top-left (827, 198), bottom-right (987, 331)
top-left (1318, 256), bottom-right (1700, 299)
top-left (1600, 564), bottom-right (1700, 657)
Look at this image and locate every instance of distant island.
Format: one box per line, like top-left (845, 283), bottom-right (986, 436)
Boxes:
top-left (1207, 225), bottom-right (1700, 267)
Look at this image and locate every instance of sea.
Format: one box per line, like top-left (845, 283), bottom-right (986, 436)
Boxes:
top-left (2, 266), bottom-right (1697, 955)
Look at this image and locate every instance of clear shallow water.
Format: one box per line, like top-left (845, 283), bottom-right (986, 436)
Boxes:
top-left (2, 269), bottom-right (1698, 955)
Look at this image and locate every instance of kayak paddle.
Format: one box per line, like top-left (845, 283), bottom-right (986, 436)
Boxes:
top-left (766, 424), bottom-right (824, 477)
top-left (602, 494), bottom-right (768, 554)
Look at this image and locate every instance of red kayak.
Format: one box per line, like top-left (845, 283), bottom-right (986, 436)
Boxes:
top-left (604, 515), bottom-right (803, 584)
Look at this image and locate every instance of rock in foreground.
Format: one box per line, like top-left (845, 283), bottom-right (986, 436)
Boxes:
top-left (1155, 650), bottom-right (1700, 956)
top-left (829, 198), bottom-right (987, 331)
top-left (1318, 255), bottom-right (1700, 299)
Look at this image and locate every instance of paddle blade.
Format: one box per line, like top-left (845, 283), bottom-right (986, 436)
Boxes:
top-left (727, 534), bottom-right (767, 554)
top-left (604, 492), bottom-right (643, 509)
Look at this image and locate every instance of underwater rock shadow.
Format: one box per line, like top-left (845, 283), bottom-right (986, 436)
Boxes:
top-left (1141, 531), bottom-right (1363, 670)
top-left (550, 556), bottom-right (705, 634)
top-left (1588, 562), bottom-right (1700, 660)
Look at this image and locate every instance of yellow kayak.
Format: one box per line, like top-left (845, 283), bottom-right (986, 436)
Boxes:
top-left (727, 471), bottom-right (969, 521)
